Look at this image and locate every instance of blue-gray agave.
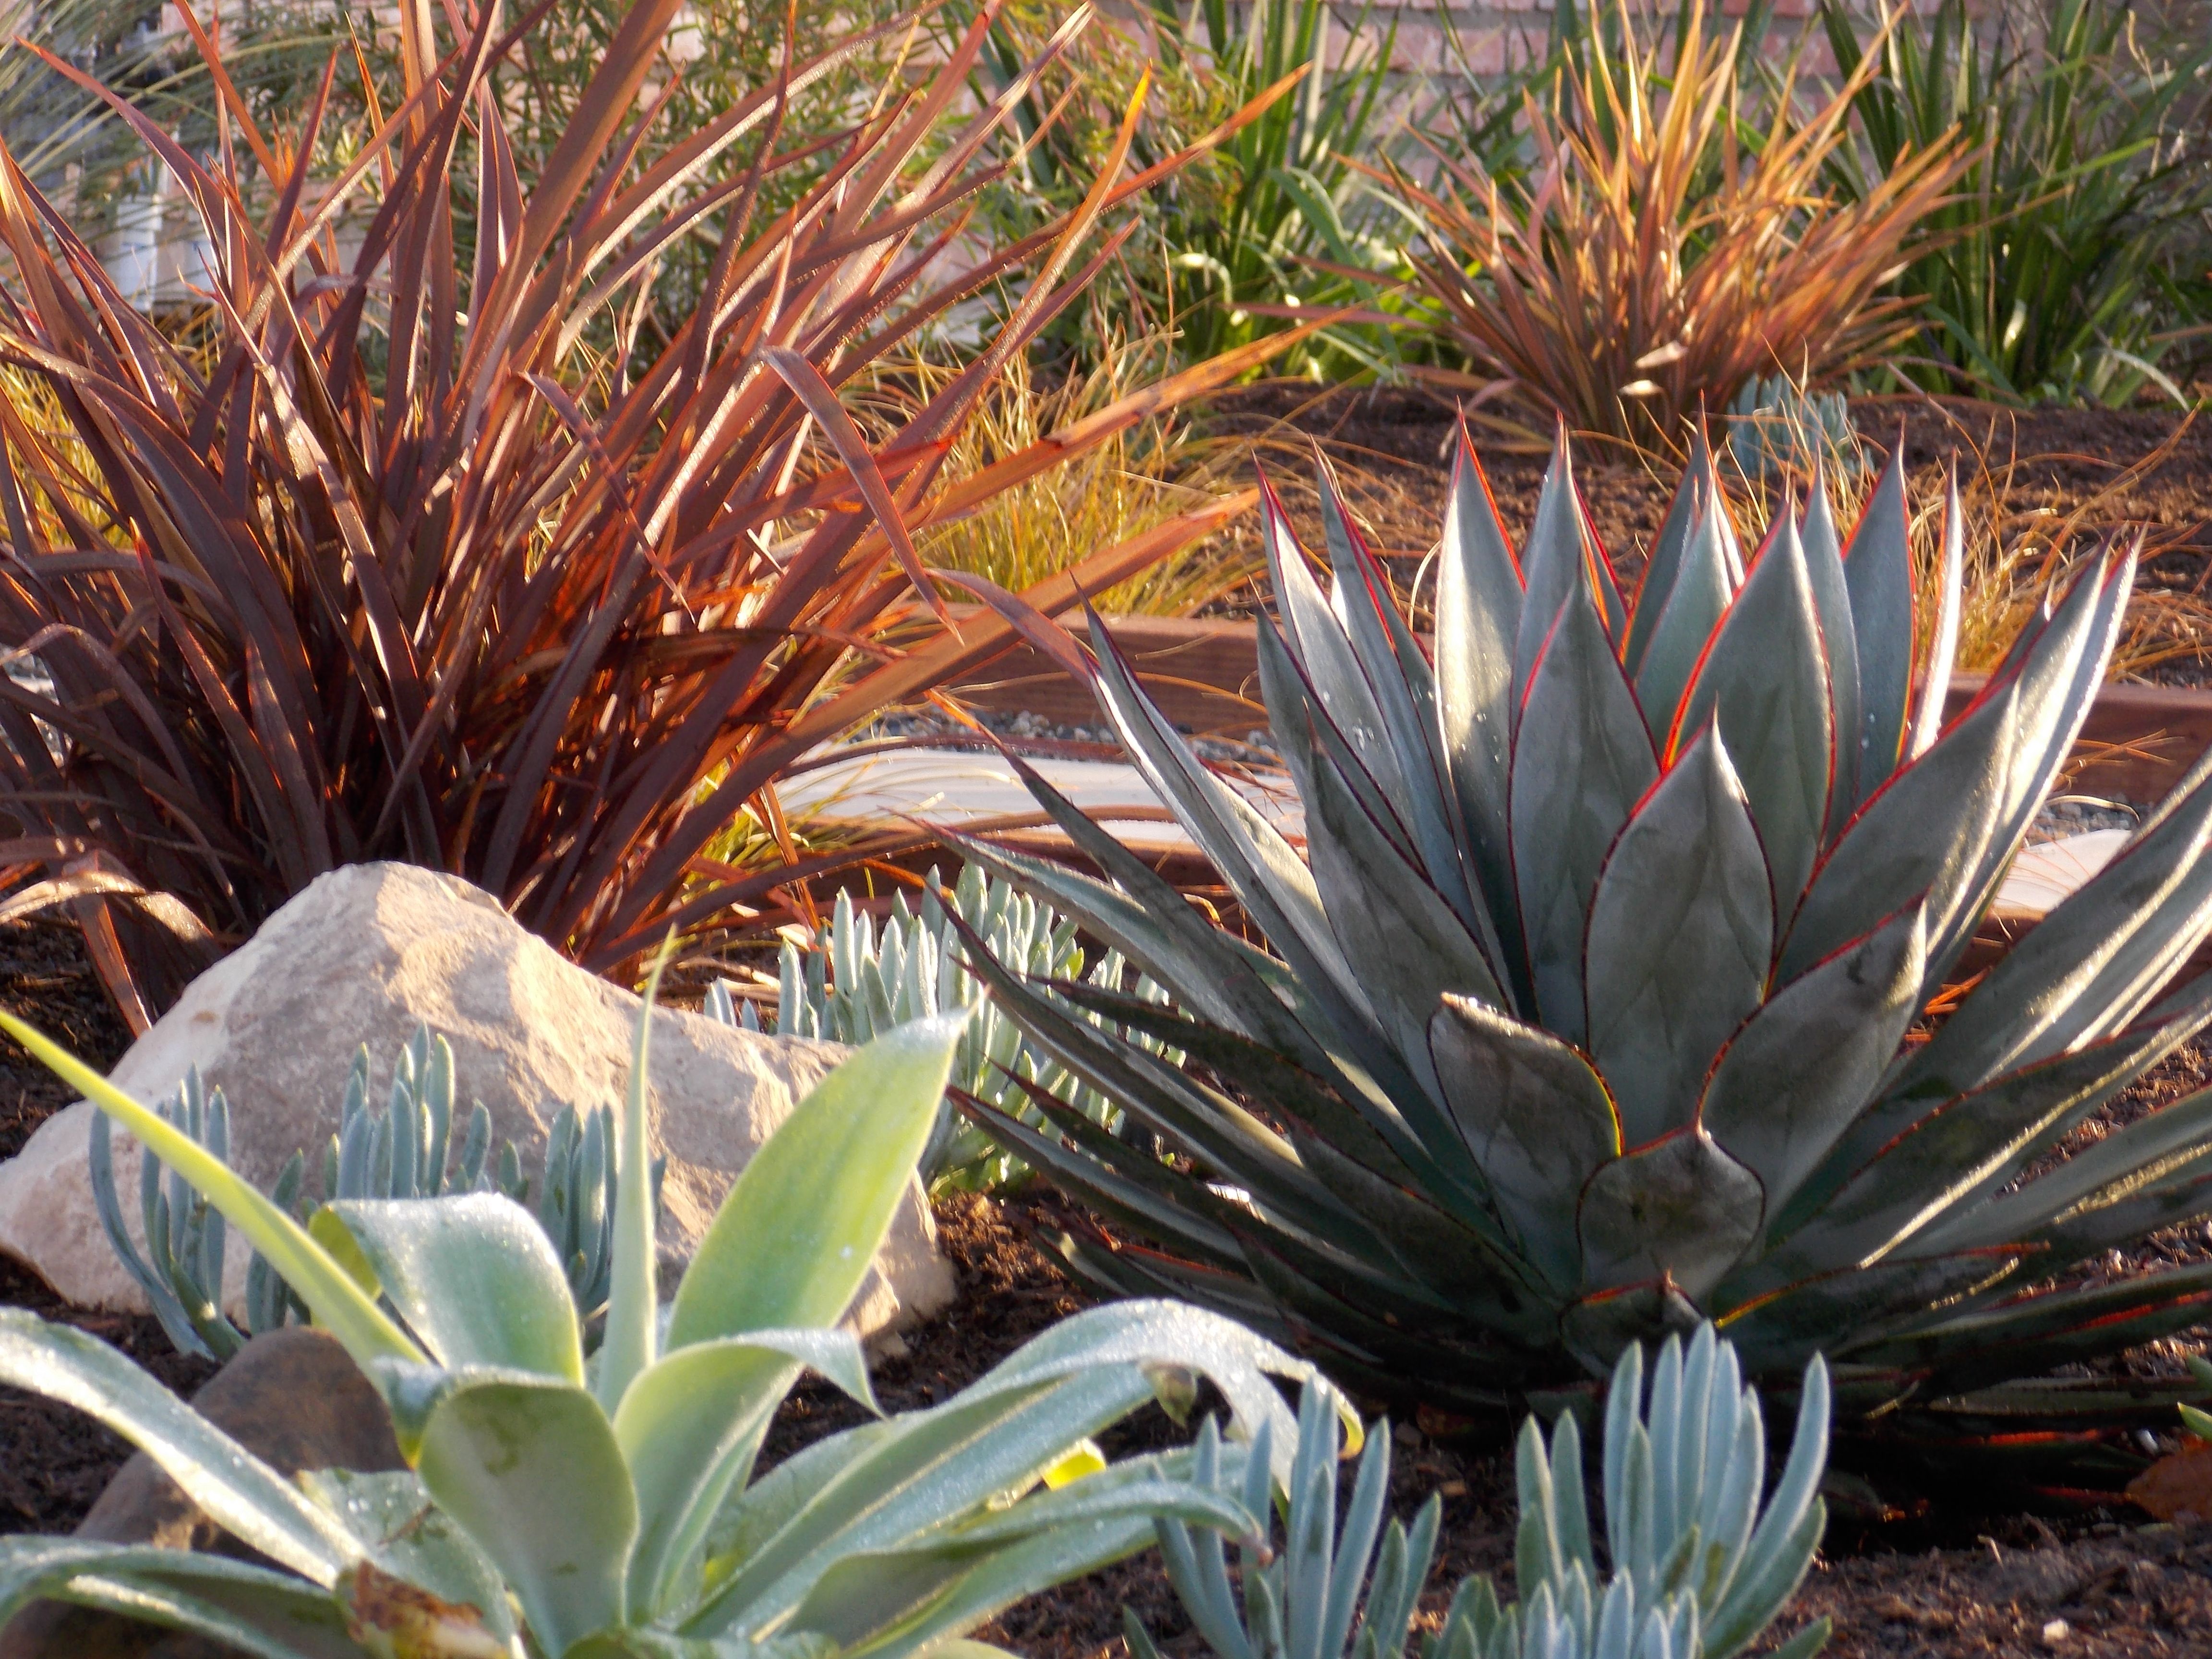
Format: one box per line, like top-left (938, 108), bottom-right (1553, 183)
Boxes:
top-left (3, 1006), bottom-right (1349, 1659)
top-left (954, 428), bottom-right (2212, 1480)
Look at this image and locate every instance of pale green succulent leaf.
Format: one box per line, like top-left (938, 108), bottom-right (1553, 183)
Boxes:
top-left (600, 952), bottom-right (670, 1417)
top-left (297, 1467), bottom-right (515, 1641)
top-left (0, 1310), bottom-right (361, 1585)
top-left (1510, 590), bottom-right (1659, 1042)
top-left (411, 1370), bottom-right (637, 1657)
top-left (1673, 517), bottom-right (1833, 920)
top-left (668, 1015), bottom-right (962, 1349)
top-left (1585, 724), bottom-right (1772, 1145)
top-left (0, 1538), bottom-right (356, 1659)
top-left (1430, 995), bottom-right (1621, 1290)
top-left (1699, 900), bottom-right (1925, 1225)
top-left (320, 1193), bottom-right (583, 1384)
top-left (1577, 1130), bottom-right (1763, 1300)
top-left (618, 1329), bottom-right (878, 1620)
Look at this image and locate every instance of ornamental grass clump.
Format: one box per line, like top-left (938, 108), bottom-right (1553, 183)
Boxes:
top-left (0, 0), bottom-right (1280, 1025)
top-left (0, 1001), bottom-right (1349, 1659)
top-left (955, 427), bottom-right (2212, 1488)
top-left (1390, 0), bottom-right (1970, 444)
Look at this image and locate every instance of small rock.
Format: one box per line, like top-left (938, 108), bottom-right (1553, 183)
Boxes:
top-left (0, 1326), bottom-right (401, 1658)
top-left (0, 863), bottom-right (954, 1338)
top-left (2042, 1617), bottom-right (2072, 1647)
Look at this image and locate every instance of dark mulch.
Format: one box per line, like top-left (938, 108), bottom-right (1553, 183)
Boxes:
top-left (0, 918), bottom-right (134, 1164)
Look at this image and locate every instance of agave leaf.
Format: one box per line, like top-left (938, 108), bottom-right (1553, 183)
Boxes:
top-left (1577, 1129), bottom-right (1764, 1300)
top-left (1848, 1262), bottom-right (2212, 1387)
top-left (669, 1015), bottom-right (962, 1349)
top-left (1896, 743), bottom-right (2212, 1099)
top-left (1510, 592), bottom-right (1659, 1041)
top-left (1290, 1134), bottom-right (1559, 1345)
top-left (957, 1093), bottom-right (1248, 1269)
top-left (0, 1538), bottom-right (358, 1659)
top-left (1915, 1087), bottom-right (2212, 1263)
top-left (0, 1310), bottom-right (361, 1586)
top-left (1924, 553), bottom-right (2131, 979)
top-left (1314, 456), bottom-right (1484, 932)
top-left (1780, 553), bottom-right (2112, 984)
top-left (1040, 979), bottom-right (1408, 1180)
top-left (1906, 466), bottom-right (1965, 762)
top-left (1698, 901), bottom-right (1925, 1226)
top-left (315, 1194), bottom-right (583, 1384)
top-left (1436, 423), bottom-right (1529, 1002)
top-left (1755, 1031), bottom-right (2189, 1285)
top-left (1672, 516), bottom-right (1833, 920)
top-left (1713, 1251), bottom-right (2021, 1373)
top-left (1840, 448), bottom-right (1914, 806)
top-left (1559, 1282), bottom-right (1704, 1375)
top-left (618, 1330), bottom-right (878, 1618)
top-left (1085, 617), bottom-right (1400, 1082)
top-left (1631, 495), bottom-right (1736, 749)
top-left (1585, 725), bottom-right (1773, 1146)
top-left (1621, 432), bottom-right (1708, 679)
top-left (940, 805), bottom-right (1335, 1078)
top-left (1430, 995), bottom-right (1622, 1290)
top-left (408, 1371), bottom-right (638, 1657)
top-left (1275, 635), bottom-right (1507, 1094)
top-left (1513, 427), bottom-right (1599, 718)
top-left (1799, 459), bottom-right (1862, 840)
top-left (1260, 477), bottom-right (1413, 824)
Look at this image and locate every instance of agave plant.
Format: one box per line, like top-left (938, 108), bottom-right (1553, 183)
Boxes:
top-left (0, 0), bottom-right (1295, 1028)
top-left (94, 1024), bottom-right (670, 1358)
top-left (0, 1004), bottom-right (1347, 1658)
top-left (955, 428), bottom-right (2212, 1487)
top-left (1131, 1326), bottom-right (1831, 1659)
top-left (708, 867), bottom-right (1172, 1190)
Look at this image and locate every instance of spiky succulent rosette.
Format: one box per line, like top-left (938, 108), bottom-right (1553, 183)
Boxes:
top-left (952, 429), bottom-right (2212, 1484)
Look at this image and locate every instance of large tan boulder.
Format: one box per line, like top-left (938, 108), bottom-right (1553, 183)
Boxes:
top-left (0, 862), bottom-right (953, 1339)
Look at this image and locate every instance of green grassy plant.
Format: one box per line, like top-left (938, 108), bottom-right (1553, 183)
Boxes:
top-left (1819, 0), bottom-right (2212, 406)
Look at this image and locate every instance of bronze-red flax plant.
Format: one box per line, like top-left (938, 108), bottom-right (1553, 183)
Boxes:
top-left (0, 0), bottom-right (1286, 1023)
top-left (1393, 1), bottom-right (1973, 446)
